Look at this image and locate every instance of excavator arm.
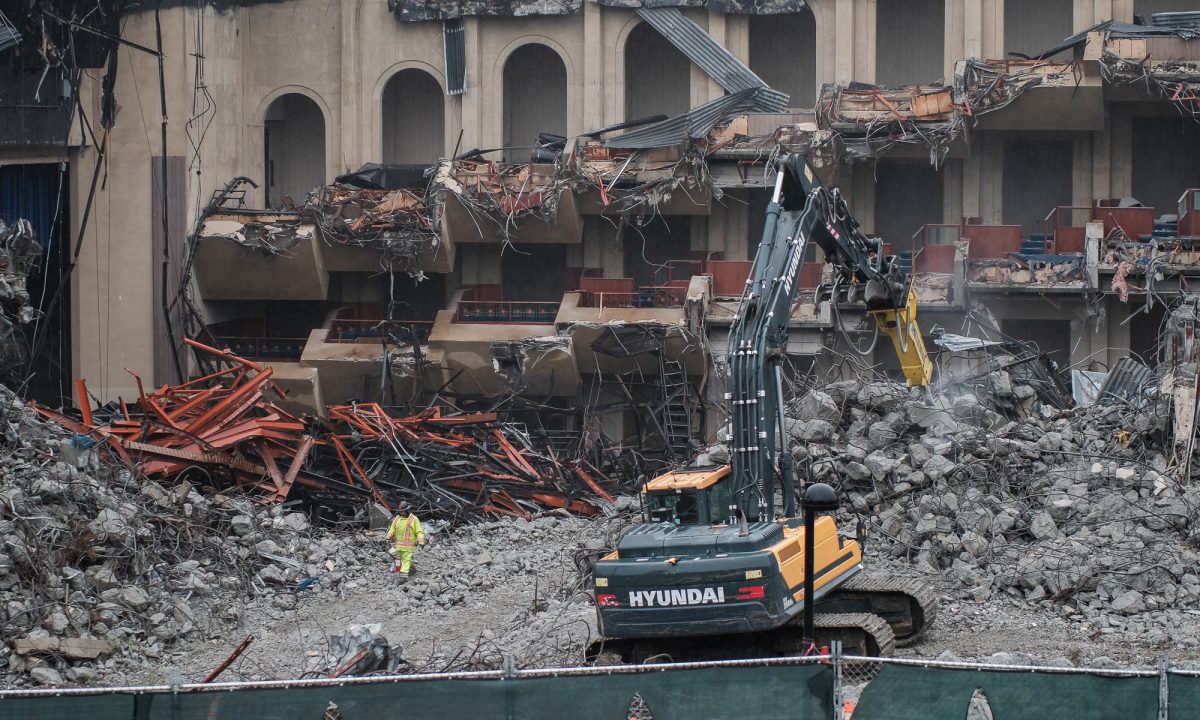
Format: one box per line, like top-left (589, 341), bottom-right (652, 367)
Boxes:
top-left (728, 154), bottom-right (933, 522)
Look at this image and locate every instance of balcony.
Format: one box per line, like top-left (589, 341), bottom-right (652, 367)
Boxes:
top-left (705, 259), bottom-right (827, 326)
top-left (306, 184), bottom-right (455, 273)
top-left (426, 294), bottom-right (577, 398)
top-left (963, 59), bottom-right (1104, 131)
top-left (558, 275), bottom-right (710, 376)
top-left (193, 213), bottom-right (329, 301)
top-left (572, 143), bottom-right (711, 216)
top-left (210, 336), bottom-right (322, 416)
top-left (434, 161), bottom-right (582, 246)
top-left (299, 315), bottom-right (439, 407)
top-left (952, 223), bottom-right (1087, 292)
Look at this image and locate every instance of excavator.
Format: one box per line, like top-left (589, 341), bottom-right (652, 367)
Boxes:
top-left (588, 153), bottom-right (938, 663)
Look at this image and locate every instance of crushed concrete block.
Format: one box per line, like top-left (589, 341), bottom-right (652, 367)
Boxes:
top-left (29, 666), bottom-right (63, 685)
top-left (1029, 512), bottom-right (1058, 540)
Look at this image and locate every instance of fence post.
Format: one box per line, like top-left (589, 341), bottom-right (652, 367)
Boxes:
top-left (832, 640), bottom-right (844, 720)
top-left (1159, 655), bottom-right (1170, 720)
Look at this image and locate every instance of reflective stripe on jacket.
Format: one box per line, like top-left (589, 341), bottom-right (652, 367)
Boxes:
top-left (388, 514), bottom-right (424, 547)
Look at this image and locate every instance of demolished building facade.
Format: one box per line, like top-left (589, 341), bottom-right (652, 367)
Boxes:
top-left (5, 0), bottom-right (1200, 460)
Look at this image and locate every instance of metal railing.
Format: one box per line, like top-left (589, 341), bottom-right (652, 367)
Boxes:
top-left (454, 301), bottom-right (559, 324)
top-left (213, 336), bottom-right (306, 361)
top-left (653, 259), bottom-right (704, 286)
top-left (327, 319), bottom-right (433, 345)
top-left (578, 287), bottom-right (686, 309)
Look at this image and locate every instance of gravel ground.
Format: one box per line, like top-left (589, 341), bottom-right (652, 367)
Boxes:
top-left (131, 510), bottom-right (1200, 686)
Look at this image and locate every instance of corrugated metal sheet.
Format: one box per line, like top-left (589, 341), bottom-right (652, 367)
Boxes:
top-left (606, 86), bottom-right (788, 148)
top-left (636, 7), bottom-right (777, 95)
top-left (443, 19), bottom-right (466, 95)
top-left (1153, 11), bottom-right (1200, 31)
top-left (1097, 356), bottom-right (1154, 407)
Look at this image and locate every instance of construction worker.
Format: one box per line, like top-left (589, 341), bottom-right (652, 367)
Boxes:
top-left (385, 504), bottom-right (425, 577)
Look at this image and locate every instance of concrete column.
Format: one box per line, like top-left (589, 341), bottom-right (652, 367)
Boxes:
top-left (963, 136), bottom-right (983, 219)
top-left (696, 12), bottom-right (724, 104)
top-left (834, 0), bottom-right (855, 83)
top-left (1113, 0), bottom-right (1133, 23)
top-left (982, 0), bottom-right (1002, 59)
top-left (980, 139), bottom-right (1003, 224)
top-left (583, 2), bottom-right (604, 131)
top-left (1077, 0), bottom-right (1094, 30)
top-left (725, 14), bottom-right (750, 66)
top-left (943, 159), bottom-right (964, 224)
top-left (460, 18), bottom-right (484, 150)
top-left (809, 0), bottom-right (836, 94)
top-left (339, 0), bottom-right (361, 174)
top-left (945, 0), bottom-right (967, 80)
top-left (1073, 133), bottom-right (1094, 208)
top-left (850, 165), bottom-right (876, 235)
top-left (854, 0), bottom-right (876, 82)
top-left (1110, 108), bottom-right (1132, 199)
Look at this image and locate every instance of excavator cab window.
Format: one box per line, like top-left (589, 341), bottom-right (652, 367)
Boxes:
top-left (646, 491), bottom-right (704, 525)
top-left (706, 480), bottom-right (733, 525)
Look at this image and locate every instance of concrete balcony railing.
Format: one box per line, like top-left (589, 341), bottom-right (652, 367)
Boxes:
top-left (210, 336), bottom-right (322, 417)
top-left (425, 294), bottom-right (578, 398)
top-left (559, 275), bottom-right (710, 376)
top-left (193, 212), bottom-right (329, 301)
top-left (298, 319), bottom-right (439, 409)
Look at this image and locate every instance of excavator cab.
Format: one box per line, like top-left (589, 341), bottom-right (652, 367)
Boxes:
top-left (642, 467), bottom-right (734, 526)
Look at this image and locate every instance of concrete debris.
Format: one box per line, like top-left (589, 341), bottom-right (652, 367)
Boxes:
top-left (0, 383), bottom-right (333, 687)
top-left (304, 183), bottom-right (433, 268)
top-left (769, 377), bottom-right (1200, 651)
top-left (327, 623), bottom-right (404, 677)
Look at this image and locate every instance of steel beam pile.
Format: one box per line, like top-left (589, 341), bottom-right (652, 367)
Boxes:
top-left (32, 342), bottom-right (622, 524)
top-left (321, 403), bottom-right (618, 522)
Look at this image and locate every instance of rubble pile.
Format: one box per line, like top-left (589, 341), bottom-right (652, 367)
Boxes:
top-left (0, 384), bottom-right (349, 686)
top-left (304, 183), bottom-right (434, 263)
top-left (33, 343), bottom-right (628, 529)
top-left (759, 376), bottom-right (1200, 648)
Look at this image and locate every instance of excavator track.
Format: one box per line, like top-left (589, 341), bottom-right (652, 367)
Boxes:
top-left (816, 575), bottom-right (938, 647)
top-left (811, 612), bottom-right (896, 657)
top-left (587, 611), bottom-right (896, 665)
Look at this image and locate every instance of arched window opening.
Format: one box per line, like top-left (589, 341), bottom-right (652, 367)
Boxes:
top-left (503, 44), bottom-right (567, 162)
top-left (264, 93), bottom-right (326, 208)
top-left (382, 69), bottom-right (445, 164)
top-left (624, 22), bottom-right (691, 122)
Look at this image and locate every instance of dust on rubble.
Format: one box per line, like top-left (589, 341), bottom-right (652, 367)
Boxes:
top-left (6, 367), bottom-right (1200, 688)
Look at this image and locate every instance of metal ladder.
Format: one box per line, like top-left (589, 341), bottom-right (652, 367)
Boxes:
top-left (656, 354), bottom-right (693, 460)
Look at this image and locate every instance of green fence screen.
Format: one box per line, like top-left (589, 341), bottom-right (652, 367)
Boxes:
top-left (0, 663), bottom-right (833, 720)
top-left (854, 663), bottom-right (1160, 720)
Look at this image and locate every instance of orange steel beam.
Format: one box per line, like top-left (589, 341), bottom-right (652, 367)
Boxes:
top-left (575, 466), bottom-right (615, 503)
top-left (75, 379), bottom-right (93, 427)
top-left (184, 368), bottom-right (272, 436)
top-left (183, 337), bottom-right (288, 398)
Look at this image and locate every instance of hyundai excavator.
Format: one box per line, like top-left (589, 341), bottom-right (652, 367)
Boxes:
top-left (588, 153), bottom-right (938, 663)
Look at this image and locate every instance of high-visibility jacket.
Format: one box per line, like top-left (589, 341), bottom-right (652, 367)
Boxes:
top-left (387, 513), bottom-right (425, 548)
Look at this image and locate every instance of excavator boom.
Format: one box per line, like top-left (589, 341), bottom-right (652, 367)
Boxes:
top-left (590, 153), bottom-right (937, 664)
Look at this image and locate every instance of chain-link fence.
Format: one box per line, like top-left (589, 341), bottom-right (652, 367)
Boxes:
top-left (0, 653), bottom-right (1195, 720)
